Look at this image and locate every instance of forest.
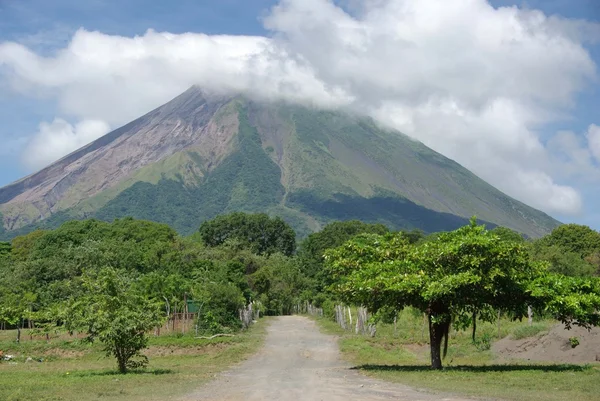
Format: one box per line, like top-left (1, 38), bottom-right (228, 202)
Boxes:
top-left (1, 213), bottom-right (600, 372)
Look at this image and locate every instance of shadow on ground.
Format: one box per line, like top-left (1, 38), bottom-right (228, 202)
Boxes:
top-left (352, 364), bottom-right (593, 373)
top-left (73, 368), bottom-right (174, 377)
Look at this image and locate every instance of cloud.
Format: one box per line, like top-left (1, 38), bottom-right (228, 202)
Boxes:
top-left (22, 118), bottom-right (110, 170)
top-left (1, 0), bottom-right (599, 216)
top-left (587, 124), bottom-right (600, 162)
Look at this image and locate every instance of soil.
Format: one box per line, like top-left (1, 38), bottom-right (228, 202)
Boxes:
top-left (182, 316), bottom-right (473, 401)
top-left (493, 324), bottom-right (600, 363)
top-left (145, 343), bottom-right (229, 357)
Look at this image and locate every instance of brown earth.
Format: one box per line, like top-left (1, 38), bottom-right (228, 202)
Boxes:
top-left (181, 315), bottom-right (473, 401)
top-left (493, 324), bottom-right (600, 363)
top-left (144, 343), bottom-right (229, 357)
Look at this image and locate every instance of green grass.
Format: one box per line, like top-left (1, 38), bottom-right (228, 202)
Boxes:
top-left (512, 323), bottom-right (550, 340)
top-left (315, 310), bottom-right (600, 401)
top-left (0, 319), bottom-right (269, 401)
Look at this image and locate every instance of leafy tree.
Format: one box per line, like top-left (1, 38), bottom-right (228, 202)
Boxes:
top-left (67, 268), bottom-right (164, 373)
top-left (251, 253), bottom-right (308, 315)
top-left (0, 241), bottom-right (10, 259)
top-left (298, 220), bottom-right (389, 281)
top-left (540, 224), bottom-right (600, 257)
top-left (530, 243), bottom-right (595, 277)
top-left (489, 226), bottom-right (526, 243)
top-left (531, 224), bottom-right (600, 277)
top-left (11, 230), bottom-right (47, 261)
top-left (325, 218), bottom-right (600, 369)
top-left (199, 212), bottom-right (296, 256)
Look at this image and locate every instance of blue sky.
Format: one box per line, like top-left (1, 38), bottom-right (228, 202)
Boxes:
top-left (0, 0), bottom-right (599, 229)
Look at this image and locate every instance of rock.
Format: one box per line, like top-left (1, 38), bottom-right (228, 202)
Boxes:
top-left (25, 357), bottom-right (33, 363)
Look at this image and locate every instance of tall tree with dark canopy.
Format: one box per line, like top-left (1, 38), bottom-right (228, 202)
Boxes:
top-left (199, 212), bottom-right (296, 256)
top-left (325, 218), bottom-right (600, 369)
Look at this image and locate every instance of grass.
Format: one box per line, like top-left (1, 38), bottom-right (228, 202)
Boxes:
top-left (0, 319), bottom-right (269, 401)
top-left (511, 323), bottom-right (550, 340)
top-left (315, 309), bottom-right (600, 401)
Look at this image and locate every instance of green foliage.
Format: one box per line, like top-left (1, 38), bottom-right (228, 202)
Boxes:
top-left (541, 224), bottom-right (600, 256)
top-left (194, 282), bottom-right (246, 334)
top-left (324, 218), bottom-right (600, 369)
top-left (251, 253), bottom-right (308, 315)
top-left (490, 226), bottom-right (526, 243)
top-left (530, 243), bottom-right (595, 277)
top-left (569, 336), bottom-right (580, 348)
top-left (472, 332), bottom-right (492, 351)
top-left (66, 267), bottom-right (164, 373)
top-left (531, 224), bottom-right (600, 277)
top-left (199, 212), bottom-right (296, 256)
top-left (297, 220), bottom-right (390, 295)
top-left (0, 241), bottom-right (10, 259)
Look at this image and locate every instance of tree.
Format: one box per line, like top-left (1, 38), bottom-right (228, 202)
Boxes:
top-left (489, 226), bottom-right (526, 243)
top-left (325, 218), bottom-right (600, 369)
top-left (11, 230), bottom-right (47, 261)
top-left (67, 268), bottom-right (164, 373)
top-left (540, 224), bottom-right (600, 257)
top-left (0, 242), bottom-right (10, 259)
top-left (531, 224), bottom-right (600, 277)
top-left (298, 220), bottom-right (389, 280)
top-left (530, 243), bottom-right (595, 277)
top-left (199, 212), bottom-right (296, 256)
top-left (251, 253), bottom-right (308, 315)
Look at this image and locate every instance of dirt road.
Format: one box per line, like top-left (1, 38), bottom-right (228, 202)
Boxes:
top-left (183, 316), bottom-right (473, 401)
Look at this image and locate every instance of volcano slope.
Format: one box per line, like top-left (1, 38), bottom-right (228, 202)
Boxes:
top-left (0, 87), bottom-right (560, 239)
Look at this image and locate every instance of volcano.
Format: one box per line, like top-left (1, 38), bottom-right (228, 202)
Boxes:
top-left (0, 87), bottom-right (560, 239)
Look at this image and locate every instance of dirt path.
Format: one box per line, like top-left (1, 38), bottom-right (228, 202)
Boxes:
top-left (182, 316), bottom-right (473, 401)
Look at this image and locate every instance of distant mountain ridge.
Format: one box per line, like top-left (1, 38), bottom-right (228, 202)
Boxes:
top-left (0, 86), bottom-right (560, 239)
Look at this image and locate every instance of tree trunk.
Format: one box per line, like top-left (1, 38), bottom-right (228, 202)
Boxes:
top-left (16, 326), bottom-right (21, 343)
top-left (428, 314), bottom-right (448, 370)
top-left (472, 311), bottom-right (477, 342)
top-left (116, 348), bottom-right (127, 373)
top-left (527, 305), bottom-right (533, 326)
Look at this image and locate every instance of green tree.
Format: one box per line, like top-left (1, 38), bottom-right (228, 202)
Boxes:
top-left (540, 224), bottom-right (600, 256)
top-left (67, 268), bottom-right (164, 373)
top-left (530, 243), bottom-right (595, 277)
top-left (489, 226), bottom-right (526, 243)
top-left (11, 230), bottom-right (47, 261)
top-left (199, 212), bottom-right (296, 256)
top-left (325, 218), bottom-right (600, 369)
top-left (298, 220), bottom-right (389, 281)
top-left (251, 253), bottom-right (307, 315)
top-left (531, 224), bottom-right (600, 277)
top-left (0, 241), bottom-right (10, 259)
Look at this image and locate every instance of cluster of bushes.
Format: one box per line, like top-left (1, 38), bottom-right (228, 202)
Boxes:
top-left (1, 213), bottom-right (599, 371)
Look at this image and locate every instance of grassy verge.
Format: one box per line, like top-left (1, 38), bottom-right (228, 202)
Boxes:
top-left (316, 310), bottom-right (600, 401)
top-left (0, 319), bottom-right (269, 401)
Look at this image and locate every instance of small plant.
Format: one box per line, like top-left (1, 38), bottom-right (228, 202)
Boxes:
top-left (473, 332), bottom-right (492, 351)
top-left (569, 336), bottom-right (580, 348)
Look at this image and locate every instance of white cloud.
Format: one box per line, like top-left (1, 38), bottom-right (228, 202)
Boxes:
top-left (22, 118), bottom-right (110, 170)
top-left (587, 124), bottom-right (600, 162)
top-left (1, 0), bottom-right (599, 216)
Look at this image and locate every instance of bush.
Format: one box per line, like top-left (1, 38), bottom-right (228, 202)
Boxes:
top-left (473, 332), bottom-right (492, 351)
top-left (569, 336), bottom-right (580, 348)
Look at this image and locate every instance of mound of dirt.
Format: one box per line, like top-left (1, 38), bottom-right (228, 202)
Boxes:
top-left (493, 324), bottom-right (600, 363)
